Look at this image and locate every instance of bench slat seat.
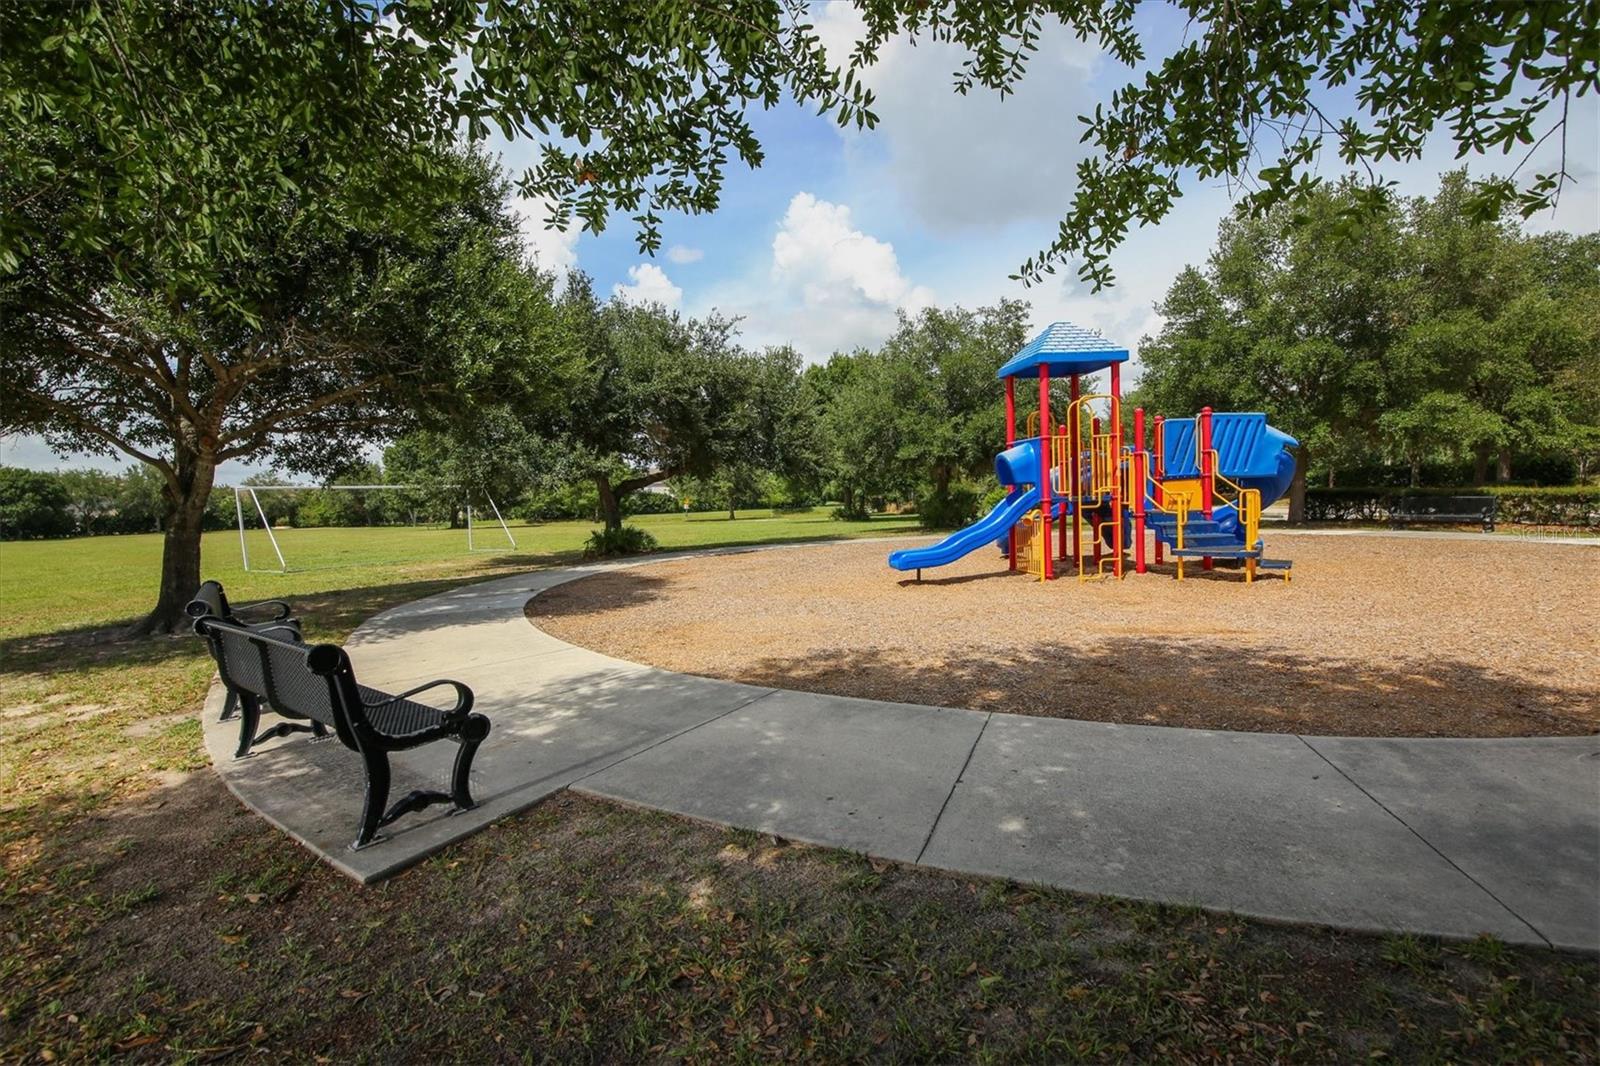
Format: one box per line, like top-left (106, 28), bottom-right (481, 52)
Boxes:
top-left (358, 686), bottom-right (465, 738)
top-left (192, 612), bottom-right (491, 850)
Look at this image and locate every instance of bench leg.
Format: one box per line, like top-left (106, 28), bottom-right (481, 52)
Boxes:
top-left (235, 693), bottom-right (263, 758)
top-left (450, 714), bottom-right (491, 811)
top-left (353, 749), bottom-right (391, 851)
top-left (220, 687), bottom-right (239, 722)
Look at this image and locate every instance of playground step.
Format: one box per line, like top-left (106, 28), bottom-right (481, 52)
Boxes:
top-left (1170, 533), bottom-right (1243, 548)
top-left (1168, 547), bottom-right (1261, 560)
top-left (1254, 558), bottom-right (1293, 570)
top-left (1147, 517), bottom-right (1226, 535)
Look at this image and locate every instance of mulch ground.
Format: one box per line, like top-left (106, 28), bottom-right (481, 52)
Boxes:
top-left (530, 533), bottom-right (1599, 738)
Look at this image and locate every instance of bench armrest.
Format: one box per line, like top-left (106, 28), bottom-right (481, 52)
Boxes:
top-left (233, 599), bottom-right (294, 624)
top-left (362, 679), bottom-right (473, 716)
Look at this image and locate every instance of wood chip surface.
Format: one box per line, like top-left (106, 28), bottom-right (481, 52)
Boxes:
top-left (529, 534), bottom-right (1599, 738)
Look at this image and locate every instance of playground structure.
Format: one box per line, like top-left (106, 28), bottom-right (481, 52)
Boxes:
top-left (887, 322), bottom-right (1298, 583)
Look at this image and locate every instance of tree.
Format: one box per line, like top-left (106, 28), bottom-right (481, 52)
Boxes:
top-left (878, 302), bottom-right (1031, 498)
top-left (1138, 169), bottom-right (1599, 502)
top-left (804, 352), bottom-right (907, 519)
top-left (385, 411), bottom-right (556, 529)
top-left (0, 468), bottom-right (74, 539)
top-left (1138, 179), bottom-right (1403, 519)
top-left (2, 149), bottom-right (565, 632)
top-left (8, 1), bottom-right (1587, 301)
top-left (56, 468), bottom-right (121, 535)
top-left (552, 277), bottom-right (798, 532)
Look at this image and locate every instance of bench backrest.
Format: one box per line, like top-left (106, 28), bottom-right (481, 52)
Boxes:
top-left (186, 579), bottom-right (296, 630)
top-left (1393, 495), bottom-right (1496, 517)
top-left (188, 579), bottom-right (231, 621)
top-left (195, 618), bottom-right (367, 751)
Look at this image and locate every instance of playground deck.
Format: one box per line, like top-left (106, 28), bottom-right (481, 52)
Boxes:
top-left (532, 532), bottom-right (1599, 738)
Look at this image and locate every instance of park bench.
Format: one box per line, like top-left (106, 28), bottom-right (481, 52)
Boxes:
top-left (1389, 495), bottom-right (1496, 533)
top-left (187, 580), bottom-right (305, 737)
top-left (192, 616), bottom-right (491, 850)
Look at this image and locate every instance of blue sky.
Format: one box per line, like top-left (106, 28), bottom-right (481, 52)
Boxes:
top-left (6, 4), bottom-right (1596, 477)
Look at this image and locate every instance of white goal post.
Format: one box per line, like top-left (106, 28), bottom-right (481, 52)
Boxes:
top-left (233, 484), bottom-right (517, 573)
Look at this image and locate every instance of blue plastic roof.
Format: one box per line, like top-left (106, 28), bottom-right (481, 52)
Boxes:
top-left (997, 321), bottom-right (1129, 379)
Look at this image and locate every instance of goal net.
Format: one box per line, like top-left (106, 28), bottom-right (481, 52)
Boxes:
top-left (231, 484), bottom-right (517, 573)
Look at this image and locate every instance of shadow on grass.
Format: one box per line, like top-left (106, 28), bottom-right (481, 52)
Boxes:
top-left (3, 729), bottom-right (1596, 1064)
top-left (723, 637), bottom-right (1599, 738)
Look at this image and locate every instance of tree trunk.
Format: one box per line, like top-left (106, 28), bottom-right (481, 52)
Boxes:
top-left (131, 452), bottom-right (217, 636)
top-left (595, 474), bottom-right (623, 532)
top-left (1326, 469), bottom-right (1335, 489)
top-left (841, 486), bottom-right (857, 517)
top-left (1408, 456), bottom-right (1421, 488)
top-left (1287, 446), bottom-right (1308, 525)
top-left (1496, 447), bottom-right (1512, 482)
top-left (1472, 447), bottom-right (1490, 488)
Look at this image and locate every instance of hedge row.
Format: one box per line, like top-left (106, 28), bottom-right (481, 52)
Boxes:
top-left (1305, 486), bottom-right (1599, 529)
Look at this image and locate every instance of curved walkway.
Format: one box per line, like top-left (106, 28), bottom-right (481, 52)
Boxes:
top-left (202, 541), bottom-right (1600, 952)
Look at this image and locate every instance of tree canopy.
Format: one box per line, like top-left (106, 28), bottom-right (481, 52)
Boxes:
top-left (800, 302), bottom-right (1031, 524)
top-left (551, 275), bottom-right (807, 531)
top-left (1135, 170), bottom-right (1600, 516)
top-left (1, 145), bottom-right (566, 631)
top-left (5, 0), bottom-right (1591, 299)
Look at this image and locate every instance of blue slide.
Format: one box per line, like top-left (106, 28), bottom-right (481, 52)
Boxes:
top-left (888, 437), bottom-right (1046, 572)
top-left (887, 485), bottom-right (1040, 572)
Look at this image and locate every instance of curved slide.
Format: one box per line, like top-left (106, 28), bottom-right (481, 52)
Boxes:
top-left (887, 484), bottom-right (1041, 572)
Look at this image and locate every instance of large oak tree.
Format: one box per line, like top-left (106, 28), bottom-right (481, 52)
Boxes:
top-left (2, 148), bottom-right (564, 632)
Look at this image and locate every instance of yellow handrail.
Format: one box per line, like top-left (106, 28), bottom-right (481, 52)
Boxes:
top-left (1139, 484), bottom-right (1190, 579)
top-left (1062, 393), bottom-right (1114, 581)
top-left (1204, 449), bottom-right (1263, 582)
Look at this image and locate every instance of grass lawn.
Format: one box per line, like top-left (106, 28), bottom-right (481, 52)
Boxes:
top-left (0, 508), bottom-right (922, 639)
top-left (1, 511), bottom-right (1596, 1062)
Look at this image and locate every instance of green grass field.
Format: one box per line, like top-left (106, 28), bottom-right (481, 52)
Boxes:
top-left (0, 508), bottom-right (920, 639)
top-left (1, 511), bottom-right (1596, 1062)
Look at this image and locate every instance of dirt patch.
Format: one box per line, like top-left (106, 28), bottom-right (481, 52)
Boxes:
top-left (529, 534), bottom-right (1600, 738)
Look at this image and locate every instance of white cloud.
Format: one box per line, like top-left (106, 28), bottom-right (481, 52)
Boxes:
top-left (510, 196), bottom-right (579, 274)
top-left (666, 244), bottom-right (704, 264)
top-left (613, 263), bottom-right (683, 309)
top-left (695, 192), bottom-right (933, 360)
top-left (815, 7), bottom-right (1103, 232)
top-left (773, 192), bottom-right (932, 310)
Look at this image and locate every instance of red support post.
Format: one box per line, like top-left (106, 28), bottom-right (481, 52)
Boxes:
top-left (1133, 407), bottom-right (1147, 574)
top-left (1152, 414), bottom-right (1165, 566)
top-left (1069, 375), bottom-right (1081, 569)
top-left (1038, 367), bottom-right (1053, 580)
top-left (1005, 376), bottom-right (1017, 572)
top-left (1110, 362), bottom-right (1124, 578)
top-left (1199, 405), bottom-right (1214, 572)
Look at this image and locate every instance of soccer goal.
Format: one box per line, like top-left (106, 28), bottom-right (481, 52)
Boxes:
top-left (232, 484), bottom-right (517, 573)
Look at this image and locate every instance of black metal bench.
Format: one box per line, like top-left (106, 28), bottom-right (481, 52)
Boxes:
top-left (192, 616), bottom-right (491, 850)
top-left (1389, 495), bottom-right (1496, 533)
top-left (187, 580), bottom-right (309, 751)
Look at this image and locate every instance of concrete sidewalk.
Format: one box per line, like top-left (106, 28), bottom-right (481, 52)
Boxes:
top-left (201, 544), bottom-right (1600, 951)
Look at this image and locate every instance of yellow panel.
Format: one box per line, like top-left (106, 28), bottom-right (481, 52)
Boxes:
top-left (1159, 478), bottom-right (1202, 506)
